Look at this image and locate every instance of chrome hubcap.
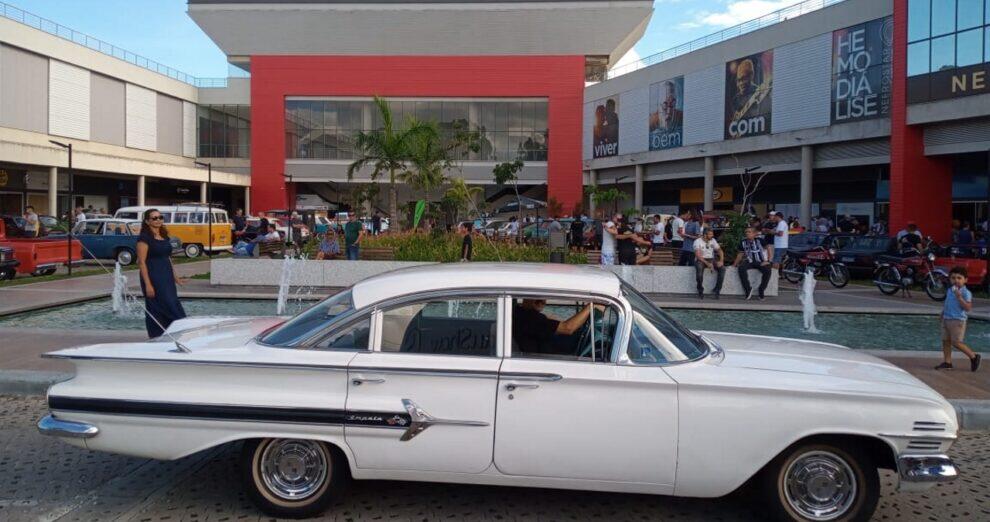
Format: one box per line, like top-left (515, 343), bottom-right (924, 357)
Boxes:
top-left (259, 440), bottom-right (328, 501)
top-left (784, 451), bottom-right (857, 521)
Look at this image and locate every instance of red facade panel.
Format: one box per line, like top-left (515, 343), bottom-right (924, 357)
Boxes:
top-left (250, 55), bottom-right (585, 214)
top-left (889, 0), bottom-right (953, 241)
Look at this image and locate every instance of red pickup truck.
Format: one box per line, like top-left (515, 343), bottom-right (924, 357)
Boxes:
top-left (0, 216), bottom-right (83, 277)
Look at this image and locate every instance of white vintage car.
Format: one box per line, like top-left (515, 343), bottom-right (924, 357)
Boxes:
top-left (39, 264), bottom-right (958, 521)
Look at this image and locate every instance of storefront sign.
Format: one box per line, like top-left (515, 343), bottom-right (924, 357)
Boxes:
top-left (680, 187), bottom-right (733, 204)
top-left (649, 76), bottom-right (684, 150)
top-left (831, 16), bottom-right (893, 124)
top-left (592, 96), bottom-right (619, 158)
top-left (725, 50), bottom-right (773, 140)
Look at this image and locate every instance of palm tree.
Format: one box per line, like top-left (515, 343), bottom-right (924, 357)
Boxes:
top-left (397, 120), bottom-right (449, 205)
top-left (348, 97), bottom-right (429, 228)
top-left (444, 178), bottom-right (483, 221)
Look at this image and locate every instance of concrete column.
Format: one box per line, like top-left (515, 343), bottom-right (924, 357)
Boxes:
top-left (703, 156), bottom-right (715, 212)
top-left (200, 182), bottom-right (207, 204)
top-left (588, 170), bottom-right (597, 216)
top-left (244, 186), bottom-right (251, 215)
top-left (137, 175), bottom-right (146, 206)
top-left (48, 167), bottom-right (57, 216)
top-left (634, 164), bottom-right (644, 211)
top-left (800, 145), bottom-right (813, 227)
top-left (361, 103), bottom-right (373, 131)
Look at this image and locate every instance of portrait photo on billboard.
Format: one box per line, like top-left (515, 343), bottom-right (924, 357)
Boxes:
top-left (724, 50), bottom-right (773, 140)
top-left (831, 16), bottom-right (893, 124)
top-left (649, 76), bottom-right (684, 151)
top-left (592, 96), bottom-right (620, 158)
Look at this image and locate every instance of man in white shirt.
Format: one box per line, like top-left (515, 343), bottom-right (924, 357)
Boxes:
top-left (772, 212), bottom-right (789, 268)
top-left (23, 206), bottom-right (40, 237)
top-left (74, 207), bottom-right (87, 225)
top-left (693, 228), bottom-right (725, 299)
top-left (651, 215), bottom-right (665, 249)
top-left (670, 211), bottom-right (685, 249)
top-left (600, 214), bottom-right (620, 266)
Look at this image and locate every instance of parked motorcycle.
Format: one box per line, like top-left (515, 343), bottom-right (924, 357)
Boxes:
top-left (872, 239), bottom-right (948, 301)
top-left (781, 246), bottom-right (851, 288)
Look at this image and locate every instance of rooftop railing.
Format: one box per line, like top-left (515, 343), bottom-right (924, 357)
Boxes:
top-left (607, 0), bottom-right (849, 79)
top-left (0, 1), bottom-right (231, 88)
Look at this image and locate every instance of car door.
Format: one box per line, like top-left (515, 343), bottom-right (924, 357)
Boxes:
top-left (493, 293), bottom-right (678, 489)
top-left (80, 221), bottom-right (106, 258)
top-left (344, 294), bottom-right (503, 474)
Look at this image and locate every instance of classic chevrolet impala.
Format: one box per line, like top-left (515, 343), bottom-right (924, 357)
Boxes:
top-left (39, 264), bottom-right (957, 521)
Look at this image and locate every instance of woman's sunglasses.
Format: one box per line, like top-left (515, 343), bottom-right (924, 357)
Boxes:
top-left (149, 216), bottom-right (164, 221)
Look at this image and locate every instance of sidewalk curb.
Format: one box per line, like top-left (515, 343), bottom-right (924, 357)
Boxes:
top-left (1, 369), bottom-right (987, 430)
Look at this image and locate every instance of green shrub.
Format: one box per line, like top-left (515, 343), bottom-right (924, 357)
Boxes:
top-left (362, 232), bottom-right (588, 264)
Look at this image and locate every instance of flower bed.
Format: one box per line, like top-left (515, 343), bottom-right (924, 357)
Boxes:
top-left (361, 232), bottom-right (587, 264)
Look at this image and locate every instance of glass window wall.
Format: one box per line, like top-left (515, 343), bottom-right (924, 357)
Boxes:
top-left (908, 0), bottom-right (990, 75)
top-left (285, 98), bottom-right (548, 162)
top-left (197, 105), bottom-right (250, 158)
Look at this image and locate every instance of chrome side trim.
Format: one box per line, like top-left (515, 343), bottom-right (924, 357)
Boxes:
top-left (399, 399), bottom-right (489, 441)
top-left (879, 432), bottom-right (957, 441)
top-left (498, 372), bottom-right (562, 382)
top-left (897, 455), bottom-right (957, 484)
top-left (349, 366), bottom-right (498, 379)
top-left (41, 354), bottom-right (350, 372)
top-left (37, 413), bottom-right (99, 439)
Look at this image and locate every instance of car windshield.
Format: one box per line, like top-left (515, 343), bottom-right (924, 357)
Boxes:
top-left (622, 283), bottom-right (708, 363)
top-left (259, 290), bottom-right (356, 346)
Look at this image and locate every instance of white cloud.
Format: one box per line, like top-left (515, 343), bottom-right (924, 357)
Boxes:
top-left (695, 0), bottom-right (801, 28)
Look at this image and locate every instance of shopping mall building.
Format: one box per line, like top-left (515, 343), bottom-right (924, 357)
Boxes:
top-left (0, 0), bottom-right (988, 240)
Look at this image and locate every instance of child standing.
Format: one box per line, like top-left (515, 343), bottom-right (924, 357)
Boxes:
top-left (935, 267), bottom-right (982, 371)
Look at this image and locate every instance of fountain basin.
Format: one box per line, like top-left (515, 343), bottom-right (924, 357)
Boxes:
top-left (0, 298), bottom-right (984, 352)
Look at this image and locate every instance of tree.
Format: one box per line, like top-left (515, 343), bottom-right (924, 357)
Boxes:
top-left (398, 120), bottom-right (448, 207)
top-left (444, 178), bottom-right (483, 222)
top-left (493, 159), bottom-right (525, 235)
top-left (349, 96), bottom-right (431, 229)
top-left (584, 185), bottom-right (627, 215)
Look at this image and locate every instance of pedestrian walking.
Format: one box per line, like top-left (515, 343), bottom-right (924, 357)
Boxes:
top-left (733, 227), bottom-right (771, 300)
top-left (678, 211), bottom-right (701, 266)
top-left (460, 222), bottom-right (473, 262)
top-left (693, 228), bottom-right (725, 299)
top-left (569, 217), bottom-right (585, 252)
top-left (136, 208), bottom-right (186, 338)
top-left (600, 214), bottom-right (619, 266)
top-left (935, 267), bottom-right (981, 372)
top-left (372, 211), bottom-right (382, 235)
top-left (670, 210), bottom-right (686, 250)
top-left (343, 212), bottom-right (365, 260)
top-left (771, 211), bottom-right (788, 268)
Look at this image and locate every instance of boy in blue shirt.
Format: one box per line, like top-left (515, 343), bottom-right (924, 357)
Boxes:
top-left (935, 266), bottom-right (981, 371)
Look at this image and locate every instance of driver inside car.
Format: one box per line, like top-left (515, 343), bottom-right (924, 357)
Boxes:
top-left (512, 299), bottom-right (604, 355)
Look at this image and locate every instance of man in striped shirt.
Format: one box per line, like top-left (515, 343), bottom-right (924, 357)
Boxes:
top-left (733, 227), bottom-right (772, 300)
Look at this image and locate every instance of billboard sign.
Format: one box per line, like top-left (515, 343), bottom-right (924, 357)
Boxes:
top-left (831, 16), bottom-right (893, 124)
top-left (592, 96), bottom-right (619, 158)
top-left (649, 76), bottom-right (684, 150)
top-left (725, 50), bottom-right (773, 140)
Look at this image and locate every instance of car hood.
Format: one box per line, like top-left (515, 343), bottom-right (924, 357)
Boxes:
top-left (697, 331), bottom-right (925, 388)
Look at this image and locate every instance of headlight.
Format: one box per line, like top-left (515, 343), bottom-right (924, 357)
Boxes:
top-left (828, 249), bottom-right (837, 257)
top-left (928, 253), bottom-right (936, 262)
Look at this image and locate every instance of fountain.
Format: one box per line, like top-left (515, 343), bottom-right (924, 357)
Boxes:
top-left (275, 255), bottom-right (297, 315)
top-left (111, 262), bottom-right (136, 314)
top-left (798, 267), bottom-right (821, 333)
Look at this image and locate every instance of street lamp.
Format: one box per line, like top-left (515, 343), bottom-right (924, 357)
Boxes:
top-left (194, 161), bottom-right (212, 256)
top-left (49, 140), bottom-right (73, 276)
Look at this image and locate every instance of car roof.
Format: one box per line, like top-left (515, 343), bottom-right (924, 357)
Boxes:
top-left (351, 263), bottom-right (622, 308)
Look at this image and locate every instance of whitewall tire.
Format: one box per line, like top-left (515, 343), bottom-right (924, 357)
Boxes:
top-left (241, 438), bottom-right (347, 519)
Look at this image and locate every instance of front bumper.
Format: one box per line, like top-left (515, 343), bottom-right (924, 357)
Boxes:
top-left (37, 413), bottom-right (99, 439)
top-left (897, 455), bottom-right (957, 490)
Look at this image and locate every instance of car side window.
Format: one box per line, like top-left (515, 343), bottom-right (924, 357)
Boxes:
top-left (379, 298), bottom-right (498, 357)
top-left (190, 212), bottom-right (206, 224)
top-left (83, 222), bottom-right (104, 235)
top-left (173, 213), bottom-right (189, 224)
top-left (312, 316), bottom-right (371, 351)
top-left (511, 298), bottom-right (619, 363)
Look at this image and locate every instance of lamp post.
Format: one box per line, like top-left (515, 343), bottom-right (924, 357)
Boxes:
top-left (49, 140), bottom-right (73, 276)
top-left (194, 161), bottom-right (212, 256)
top-left (614, 175), bottom-right (630, 215)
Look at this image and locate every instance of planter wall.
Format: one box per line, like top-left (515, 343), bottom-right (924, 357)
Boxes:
top-left (210, 259), bottom-right (778, 296)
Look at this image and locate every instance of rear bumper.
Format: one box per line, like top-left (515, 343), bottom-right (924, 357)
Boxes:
top-left (37, 413), bottom-right (99, 439)
top-left (897, 455), bottom-right (957, 490)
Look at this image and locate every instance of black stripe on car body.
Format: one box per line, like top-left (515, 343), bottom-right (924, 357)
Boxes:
top-left (48, 396), bottom-right (410, 428)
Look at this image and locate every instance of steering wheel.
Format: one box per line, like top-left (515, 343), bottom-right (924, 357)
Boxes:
top-left (575, 310), bottom-right (613, 361)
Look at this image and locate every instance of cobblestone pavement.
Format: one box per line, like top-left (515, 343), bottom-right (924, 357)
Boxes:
top-left (2, 395), bottom-right (987, 522)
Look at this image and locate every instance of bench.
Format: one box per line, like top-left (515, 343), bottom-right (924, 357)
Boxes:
top-left (359, 247), bottom-right (396, 261)
top-left (255, 241), bottom-right (286, 259)
top-left (586, 247), bottom-right (678, 266)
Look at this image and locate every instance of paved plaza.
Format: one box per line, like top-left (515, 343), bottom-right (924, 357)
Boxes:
top-left (0, 395), bottom-right (986, 521)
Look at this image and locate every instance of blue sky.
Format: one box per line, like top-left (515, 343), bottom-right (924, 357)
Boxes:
top-left (12, 0), bottom-right (807, 78)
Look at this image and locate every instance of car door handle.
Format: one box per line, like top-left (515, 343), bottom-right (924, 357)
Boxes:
top-left (352, 378), bottom-right (385, 386)
top-left (504, 383), bottom-right (539, 391)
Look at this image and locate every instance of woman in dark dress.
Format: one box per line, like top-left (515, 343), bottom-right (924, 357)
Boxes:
top-left (136, 208), bottom-right (186, 338)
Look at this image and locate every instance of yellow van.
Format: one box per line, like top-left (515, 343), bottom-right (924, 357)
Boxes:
top-left (114, 205), bottom-right (232, 257)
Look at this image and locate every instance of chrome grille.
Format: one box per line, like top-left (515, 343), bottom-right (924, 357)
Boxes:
top-left (913, 421), bottom-right (946, 432)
